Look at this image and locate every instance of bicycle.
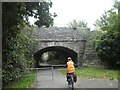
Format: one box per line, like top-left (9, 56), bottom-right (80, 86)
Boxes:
top-left (68, 73), bottom-right (74, 90)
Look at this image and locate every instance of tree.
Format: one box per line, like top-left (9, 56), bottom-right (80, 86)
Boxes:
top-left (68, 19), bottom-right (90, 30)
top-left (2, 2), bottom-right (56, 85)
top-left (94, 1), bottom-right (120, 69)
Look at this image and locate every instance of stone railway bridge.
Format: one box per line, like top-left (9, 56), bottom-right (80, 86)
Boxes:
top-left (33, 27), bottom-right (86, 67)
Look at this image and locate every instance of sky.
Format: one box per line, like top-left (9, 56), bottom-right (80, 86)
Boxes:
top-left (50, 0), bottom-right (115, 30)
top-left (29, 0), bottom-right (115, 30)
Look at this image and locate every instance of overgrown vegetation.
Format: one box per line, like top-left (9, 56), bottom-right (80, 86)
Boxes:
top-left (60, 67), bottom-right (119, 80)
top-left (94, 2), bottom-right (120, 69)
top-left (2, 2), bottom-right (56, 86)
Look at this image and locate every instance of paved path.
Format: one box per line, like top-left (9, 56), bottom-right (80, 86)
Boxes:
top-left (32, 69), bottom-right (118, 88)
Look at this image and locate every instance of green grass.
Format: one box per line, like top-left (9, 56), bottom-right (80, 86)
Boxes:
top-left (60, 67), bottom-right (119, 80)
top-left (3, 71), bottom-right (36, 89)
top-left (11, 75), bottom-right (35, 88)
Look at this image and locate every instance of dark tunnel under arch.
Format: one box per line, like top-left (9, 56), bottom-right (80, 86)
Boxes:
top-left (34, 46), bottom-right (77, 67)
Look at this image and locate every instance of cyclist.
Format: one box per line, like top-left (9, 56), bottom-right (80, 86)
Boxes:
top-left (65, 57), bottom-right (77, 84)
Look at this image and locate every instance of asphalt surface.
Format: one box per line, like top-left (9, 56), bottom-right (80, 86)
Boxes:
top-left (32, 69), bottom-right (119, 89)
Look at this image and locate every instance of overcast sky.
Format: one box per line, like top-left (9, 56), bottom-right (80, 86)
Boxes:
top-left (50, 0), bottom-right (114, 30)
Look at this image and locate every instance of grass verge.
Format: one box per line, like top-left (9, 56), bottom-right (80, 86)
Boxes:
top-left (3, 71), bottom-right (36, 89)
top-left (60, 66), bottom-right (119, 80)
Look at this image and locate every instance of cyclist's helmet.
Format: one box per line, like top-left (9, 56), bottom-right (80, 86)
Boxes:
top-left (67, 57), bottom-right (72, 60)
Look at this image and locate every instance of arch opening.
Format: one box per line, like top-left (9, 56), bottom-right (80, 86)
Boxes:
top-left (34, 46), bottom-right (77, 67)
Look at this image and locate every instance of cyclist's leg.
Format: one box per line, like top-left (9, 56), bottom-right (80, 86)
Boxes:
top-left (67, 73), bottom-right (71, 84)
top-left (73, 73), bottom-right (77, 83)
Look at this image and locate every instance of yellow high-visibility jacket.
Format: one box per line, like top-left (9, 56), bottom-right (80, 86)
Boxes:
top-left (66, 61), bottom-right (75, 73)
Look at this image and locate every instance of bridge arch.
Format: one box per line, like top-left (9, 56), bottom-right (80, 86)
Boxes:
top-left (34, 46), bottom-right (77, 67)
top-left (32, 27), bottom-right (86, 67)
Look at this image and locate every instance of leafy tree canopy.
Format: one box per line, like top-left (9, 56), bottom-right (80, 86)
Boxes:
top-left (94, 1), bottom-right (120, 69)
top-left (68, 19), bottom-right (90, 30)
top-left (2, 2), bottom-right (56, 85)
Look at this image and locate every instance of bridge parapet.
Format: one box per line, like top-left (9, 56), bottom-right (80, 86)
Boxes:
top-left (33, 27), bottom-right (86, 41)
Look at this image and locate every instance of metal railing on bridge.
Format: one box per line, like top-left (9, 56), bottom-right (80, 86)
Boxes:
top-left (26, 65), bottom-right (66, 82)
